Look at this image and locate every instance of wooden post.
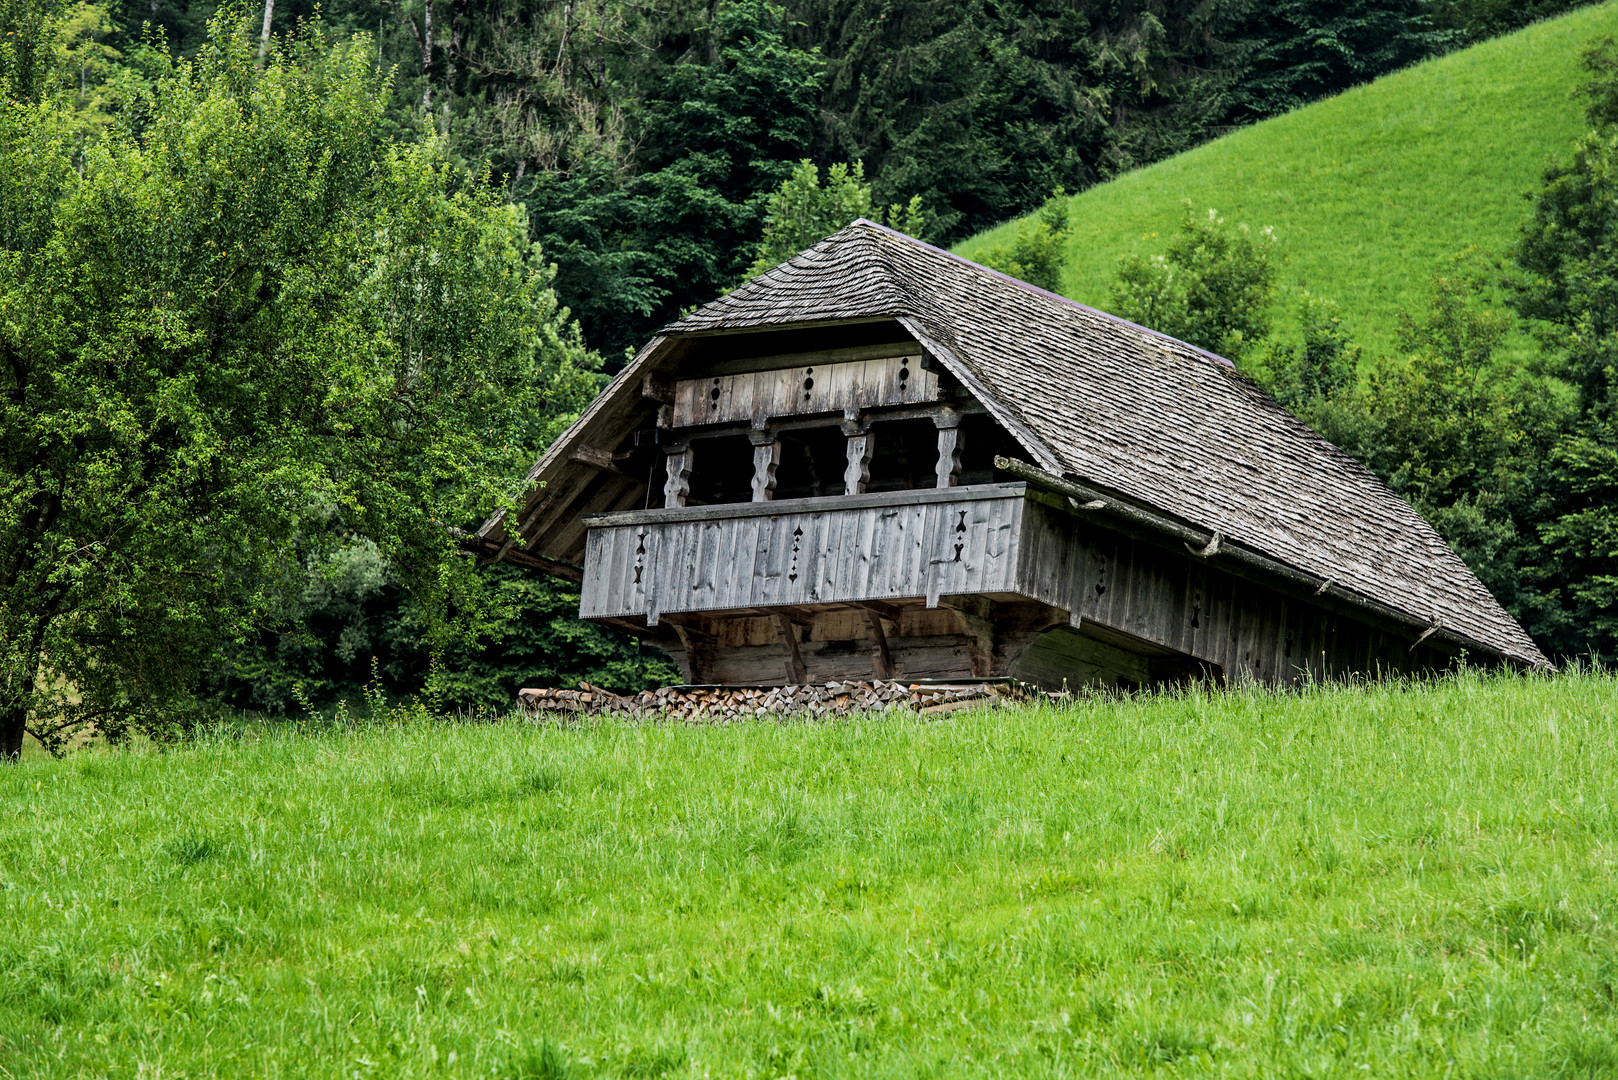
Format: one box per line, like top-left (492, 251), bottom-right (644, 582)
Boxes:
top-left (669, 623), bottom-right (716, 683)
top-left (663, 444), bottom-right (692, 509)
top-left (748, 428), bottom-right (780, 503)
top-left (859, 607), bottom-right (895, 679)
top-left (943, 595), bottom-right (996, 677)
top-left (841, 416), bottom-right (873, 496)
top-left (960, 611), bottom-right (997, 677)
top-left (775, 614), bottom-right (808, 684)
top-left (934, 408), bottom-right (962, 489)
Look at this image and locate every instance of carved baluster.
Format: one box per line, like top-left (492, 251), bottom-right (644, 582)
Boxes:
top-left (934, 409), bottom-right (962, 488)
top-left (748, 428), bottom-right (780, 502)
top-left (663, 444), bottom-right (692, 508)
top-left (841, 416), bottom-right (873, 496)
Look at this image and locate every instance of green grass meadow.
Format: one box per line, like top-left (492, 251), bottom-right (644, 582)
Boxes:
top-left (957, 2), bottom-right (1618, 359)
top-left (3, 673), bottom-right (1616, 1077)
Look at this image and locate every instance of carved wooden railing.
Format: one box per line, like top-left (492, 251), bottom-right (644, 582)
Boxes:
top-left (579, 482), bottom-right (1028, 624)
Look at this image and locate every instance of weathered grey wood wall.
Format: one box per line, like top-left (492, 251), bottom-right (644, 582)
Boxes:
top-left (578, 484), bottom-right (1456, 688)
top-left (690, 610), bottom-right (981, 685)
top-left (580, 483), bottom-right (1025, 624)
top-left (671, 352), bottom-right (936, 427)
top-left (1009, 496), bottom-right (1453, 685)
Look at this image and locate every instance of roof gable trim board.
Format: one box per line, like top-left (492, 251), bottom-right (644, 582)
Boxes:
top-left (895, 315), bottom-right (1063, 475)
top-left (476, 333), bottom-right (675, 544)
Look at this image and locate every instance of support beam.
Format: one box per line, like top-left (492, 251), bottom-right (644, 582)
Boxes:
top-left (751, 604), bottom-right (815, 627)
top-left (568, 444), bottom-right (630, 477)
top-left (774, 614), bottom-right (808, 684)
top-left (849, 598), bottom-right (908, 624)
top-left (859, 607), bottom-right (896, 679)
top-left (663, 445), bottom-right (692, 509)
top-left (940, 595), bottom-right (996, 676)
top-left (669, 623), bottom-right (716, 684)
top-left (959, 611), bottom-right (997, 677)
top-left (934, 408), bottom-right (962, 489)
top-left (641, 373), bottom-right (675, 405)
top-left (748, 428), bottom-right (780, 502)
top-left (495, 546), bottom-right (586, 584)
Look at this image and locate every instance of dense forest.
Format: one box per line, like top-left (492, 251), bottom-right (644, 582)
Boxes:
top-left (45, 0), bottom-right (1592, 357)
top-left (0, 0), bottom-right (1608, 751)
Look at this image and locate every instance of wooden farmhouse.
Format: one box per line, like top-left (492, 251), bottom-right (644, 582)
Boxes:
top-left (473, 220), bottom-right (1548, 689)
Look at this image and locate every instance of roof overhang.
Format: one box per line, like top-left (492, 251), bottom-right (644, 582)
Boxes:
top-left (997, 457), bottom-right (1546, 670)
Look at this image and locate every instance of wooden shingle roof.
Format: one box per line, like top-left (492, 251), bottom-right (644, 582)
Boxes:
top-left (665, 220), bottom-right (1547, 668)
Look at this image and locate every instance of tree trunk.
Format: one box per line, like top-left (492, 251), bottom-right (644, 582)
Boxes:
top-left (259, 0), bottom-right (275, 64)
top-left (0, 704), bottom-right (23, 762)
top-left (444, 0), bottom-right (466, 99)
top-left (556, 1), bottom-right (573, 78)
top-left (420, 0), bottom-right (434, 112)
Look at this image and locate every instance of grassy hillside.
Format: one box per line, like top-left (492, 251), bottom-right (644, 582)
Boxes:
top-left (957, 3), bottom-right (1618, 359)
top-left (3, 674), bottom-right (1616, 1077)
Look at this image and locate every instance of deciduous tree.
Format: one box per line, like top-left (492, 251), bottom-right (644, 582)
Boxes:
top-left (746, 159), bottom-right (925, 278)
top-left (0, 14), bottom-right (597, 757)
top-left (1509, 35), bottom-right (1618, 661)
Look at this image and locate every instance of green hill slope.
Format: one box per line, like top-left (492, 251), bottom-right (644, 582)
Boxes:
top-left (956, 2), bottom-right (1618, 358)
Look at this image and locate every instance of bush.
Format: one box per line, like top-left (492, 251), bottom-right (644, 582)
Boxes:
top-left (210, 546), bottom-right (681, 716)
top-left (978, 188), bottom-right (1069, 292)
top-left (1109, 203), bottom-right (1277, 361)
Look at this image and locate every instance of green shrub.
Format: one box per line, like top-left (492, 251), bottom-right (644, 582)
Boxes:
top-left (1248, 291), bottom-right (1362, 411)
top-left (1109, 202), bottom-right (1278, 361)
top-left (977, 187), bottom-right (1069, 292)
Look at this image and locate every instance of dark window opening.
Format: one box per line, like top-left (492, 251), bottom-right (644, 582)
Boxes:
top-left (622, 431), bottom-right (663, 510)
top-left (687, 319), bottom-right (915, 369)
top-left (687, 434), bottom-right (755, 505)
top-left (866, 418), bottom-right (939, 493)
top-left (957, 413), bottom-right (1023, 486)
top-left (774, 426), bottom-right (848, 500)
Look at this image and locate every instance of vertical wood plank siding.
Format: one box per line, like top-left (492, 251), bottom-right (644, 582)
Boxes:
top-left (582, 485), bottom-right (1025, 619)
top-left (580, 486), bottom-right (1457, 687)
top-left (1009, 499), bottom-right (1448, 685)
top-left (671, 354), bottom-right (934, 427)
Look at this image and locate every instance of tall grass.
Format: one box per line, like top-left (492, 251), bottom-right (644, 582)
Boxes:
top-left (2, 672), bottom-right (1615, 1077)
top-left (957, 2), bottom-right (1618, 361)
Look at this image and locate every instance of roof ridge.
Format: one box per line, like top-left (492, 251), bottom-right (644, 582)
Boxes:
top-left (669, 225), bottom-right (915, 333)
top-left (850, 218), bottom-right (1236, 370)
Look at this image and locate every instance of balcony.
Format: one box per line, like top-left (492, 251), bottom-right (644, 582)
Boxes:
top-left (575, 477), bottom-right (1397, 690)
top-left (580, 482), bottom-right (1031, 625)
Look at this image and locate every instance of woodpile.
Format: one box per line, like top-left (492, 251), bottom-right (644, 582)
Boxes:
top-left (516, 679), bottom-right (1031, 723)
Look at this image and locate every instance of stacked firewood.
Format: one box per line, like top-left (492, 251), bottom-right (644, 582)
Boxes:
top-left (516, 679), bottom-right (1030, 722)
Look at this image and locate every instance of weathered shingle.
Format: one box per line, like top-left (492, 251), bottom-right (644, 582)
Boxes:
top-left (667, 220), bottom-right (1547, 667)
